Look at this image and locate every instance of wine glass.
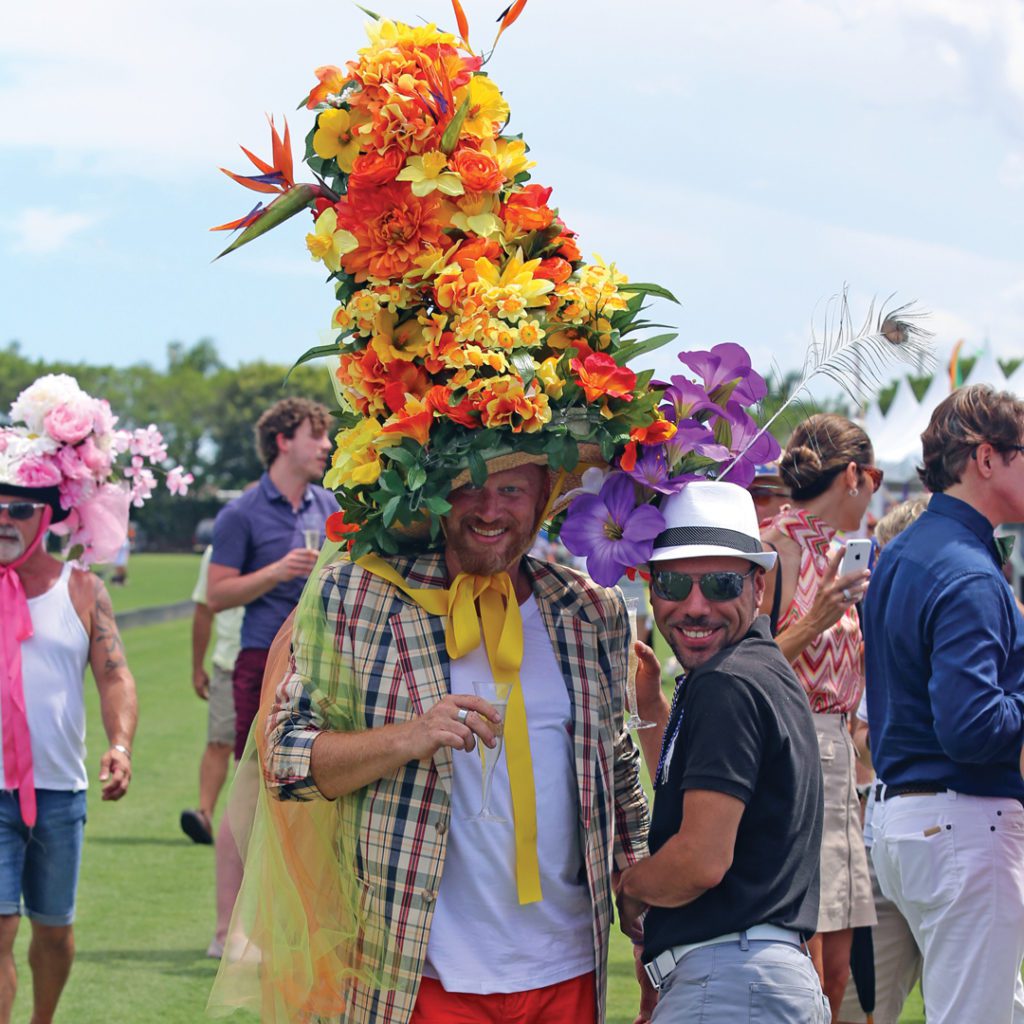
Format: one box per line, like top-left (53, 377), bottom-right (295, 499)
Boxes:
top-left (469, 680), bottom-right (512, 821)
top-left (300, 510), bottom-right (322, 551)
top-left (624, 597), bottom-right (656, 730)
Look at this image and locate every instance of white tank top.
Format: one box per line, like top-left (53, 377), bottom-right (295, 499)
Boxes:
top-left (0, 563), bottom-right (91, 791)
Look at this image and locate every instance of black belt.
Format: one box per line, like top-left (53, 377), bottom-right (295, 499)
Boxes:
top-left (875, 782), bottom-right (948, 802)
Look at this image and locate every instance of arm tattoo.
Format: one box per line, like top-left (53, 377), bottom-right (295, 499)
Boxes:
top-left (92, 577), bottom-right (127, 674)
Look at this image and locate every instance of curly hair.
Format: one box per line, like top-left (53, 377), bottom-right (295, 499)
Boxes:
top-left (874, 497), bottom-right (929, 549)
top-left (918, 384), bottom-right (1024, 492)
top-left (779, 414), bottom-right (874, 502)
top-left (254, 397), bottom-right (331, 467)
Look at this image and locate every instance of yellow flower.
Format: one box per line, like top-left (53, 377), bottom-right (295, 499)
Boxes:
top-left (325, 418), bottom-right (394, 489)
top-left (313, 109), bottom-right (363, 172)
top-left (369, 308), bottom-right (429, 363)
top-left (492, 138), bottom-right (534, 180)
top-left (537, 357), bottom-right (566, 399)
top-left (306, 208), bottom-right (358, 273)
top-left (396, 150), bottom-right (465, 197)
top-left (458, 76), bottom-right (509, 139)
top-left (364, 19), bottom-right (457, 51)
top-left (472, 249), bottom-right (554, 321)
top-left (517, 321), bottom-right (543, 347)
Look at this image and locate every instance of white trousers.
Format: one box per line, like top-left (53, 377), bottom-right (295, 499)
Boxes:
top-left (871, 790), bottom-right (1024, 1024)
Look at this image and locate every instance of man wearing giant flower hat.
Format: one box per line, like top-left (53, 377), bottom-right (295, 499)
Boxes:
top-left (0, 374), bottom-right (190, 1023)
top-left (206, 5), bottom-right (935, 1020)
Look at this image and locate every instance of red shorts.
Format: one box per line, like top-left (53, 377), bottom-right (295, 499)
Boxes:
top-left (231, 647), bottom-right (268, 760)
top-left (410, 972), bottom-right (596, 1024)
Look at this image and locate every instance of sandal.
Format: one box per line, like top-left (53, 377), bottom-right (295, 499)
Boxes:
top-left (180, 808), bottom-right (213, 844)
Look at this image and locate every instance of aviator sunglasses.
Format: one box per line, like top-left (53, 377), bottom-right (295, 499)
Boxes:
top-left (651, 567), bottom-right (756, 603)
top-left (0, 501), bottom-right (46, 521)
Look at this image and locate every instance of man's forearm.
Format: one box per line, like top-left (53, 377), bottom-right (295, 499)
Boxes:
top-left (207, 563), bottom-right (281, 612)
top-left (192, 605), bottom-right (213, 674)
top-left (620, 834), bottom-right (716, 908)
top-left (309, 723), bottom-right (420, 799)
top-left (96, 670), bottom-right (139, 749)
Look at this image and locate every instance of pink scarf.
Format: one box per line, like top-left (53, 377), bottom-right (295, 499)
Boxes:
top-left (0, 505), bottom-right (53, 828)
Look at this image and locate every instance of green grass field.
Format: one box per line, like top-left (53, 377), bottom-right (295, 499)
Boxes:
top-left (9, 606), bottom-right (926, 1022)
top-left (97, 552), bottom-right (203, 613)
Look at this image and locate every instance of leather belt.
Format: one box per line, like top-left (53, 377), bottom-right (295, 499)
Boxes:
top-left (643, 924), bottom-right (803, 989)
top-left (874, 782), bottom-right (948, 802)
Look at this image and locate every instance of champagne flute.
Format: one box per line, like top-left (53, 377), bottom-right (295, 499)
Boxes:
top-left (302, 528), bottom-right (321, 550)
top-left (624, 596), bottom-right (656, 730)
top-left (469, 680), bottom-right (512, 821)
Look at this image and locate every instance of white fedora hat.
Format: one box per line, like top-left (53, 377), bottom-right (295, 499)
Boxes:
top-left (650, 481), bottom-right (777, 570)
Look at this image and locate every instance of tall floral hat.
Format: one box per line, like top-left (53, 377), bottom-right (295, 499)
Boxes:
top-left (0, 374), bottom-right (192, 564)
top-left (211, 2), bottom-right (721, 560)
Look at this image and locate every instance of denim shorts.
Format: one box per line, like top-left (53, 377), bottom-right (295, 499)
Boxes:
top-left (0, 789), bottom-right (87, 926)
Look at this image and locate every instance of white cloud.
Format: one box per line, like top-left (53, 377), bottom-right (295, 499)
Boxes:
top-left (9, 207), bottom-right (102, 254)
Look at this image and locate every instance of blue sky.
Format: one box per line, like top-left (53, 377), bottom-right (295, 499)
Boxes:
top-left (3, 0), bottom-right (1023, 401)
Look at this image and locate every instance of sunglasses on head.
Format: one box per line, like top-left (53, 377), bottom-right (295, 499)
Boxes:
top-left (651, 567), bottom-right (756, 603)
top-left (0, 501), bottom-right (46, 521)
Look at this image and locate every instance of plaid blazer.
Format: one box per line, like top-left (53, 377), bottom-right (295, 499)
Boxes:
top-left (266, 551), bottom-right (650, 1024)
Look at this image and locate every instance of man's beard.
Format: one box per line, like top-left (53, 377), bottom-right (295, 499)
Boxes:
top-left (0, 529), bottom-right (26, 565)
top-left (445, 514), bottom-right (538, 576)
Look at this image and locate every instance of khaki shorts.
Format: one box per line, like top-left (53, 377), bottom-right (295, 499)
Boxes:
top-left (815, 713), bottom-right (876, 931)
top-left (208, 663), bottom-right (237, 746)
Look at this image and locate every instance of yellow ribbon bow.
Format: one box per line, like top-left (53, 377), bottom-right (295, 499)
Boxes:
top-left (357, 553), bottom-right (542, 905)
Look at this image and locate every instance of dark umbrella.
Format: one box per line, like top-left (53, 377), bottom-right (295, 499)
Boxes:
top-left (849, 925), bottom-right (876, 1023)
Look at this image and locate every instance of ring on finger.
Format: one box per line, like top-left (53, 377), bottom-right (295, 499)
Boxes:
top-left (842, 588), bottom-right (852, 601)
top-left (456, 708), bottom-right (470, 724)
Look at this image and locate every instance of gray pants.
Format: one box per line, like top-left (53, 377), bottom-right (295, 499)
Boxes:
top-left (651, 937), bottom-right (830, 1023)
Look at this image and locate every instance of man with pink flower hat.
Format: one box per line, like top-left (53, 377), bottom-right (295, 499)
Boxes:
top-left (0, 374), bottom-right (188, 1024)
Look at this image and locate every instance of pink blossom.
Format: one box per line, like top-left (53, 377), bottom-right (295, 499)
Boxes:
top-left (43, 402), bottom-right (95, 444)
top-left (16, 457), bottom-right (62, 488)
top-left (59, 477), bottom-right (94, 510)
top-left (130, 469), bottom-right (156, 508)
top-left (166, 466), bottom-right (193, 497)
top-left (130, 425), bottom-right (168, 462)
top-left (77, 484), bottom-right (131, 564)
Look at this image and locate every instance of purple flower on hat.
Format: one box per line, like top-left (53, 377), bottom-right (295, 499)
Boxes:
top-left (718, 403), bottom-right (782, 488)
top-left (560, 472), bottom-right (665, 587)
top-left (677, 342), bottom-right (767, 405)
top-left (626, 446), bottom-right (702, 495)
top-left (665, 419), bottom-right (732, 467)
top-left (662, 376), bottom-right (719, 423)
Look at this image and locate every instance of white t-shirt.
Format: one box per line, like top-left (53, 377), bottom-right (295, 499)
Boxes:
top-left (193, 546), bottom-right (243, 672)
top-left (424, 595), bottom-right (595, 992)
top-left (0, 563), bottom-right (91, 791)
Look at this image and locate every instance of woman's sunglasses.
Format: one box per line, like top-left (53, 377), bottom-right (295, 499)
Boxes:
top-left (0, 501), bottom-right (46, 521)
top-left (859, 465), bottom-right (884, 492)
top-left (651, 567), bottom-right (756, 603)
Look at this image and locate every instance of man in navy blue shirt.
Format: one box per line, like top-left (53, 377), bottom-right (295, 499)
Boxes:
top-left (864, 384), bottom-right (1024, 1024)
top-left (208, 397), bottom-right (335, 759)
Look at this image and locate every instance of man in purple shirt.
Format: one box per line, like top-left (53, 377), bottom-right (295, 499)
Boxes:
top-left (208, 397), bottom-right (335, 760)
top-left (864, 384), bottom-right (1024, 1024)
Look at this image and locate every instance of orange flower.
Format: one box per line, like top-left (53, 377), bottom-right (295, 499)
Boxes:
top-left (381, 394), bottom-right (433, 446)
top-left (570, 352), bottom-right (637, 403)
top-left (307, 66), bottom-right (347, 109)
top-left (334, 180), bottom-right (450, 282)
top-left (449, 147), bottom-right (504, 193)
top-left (619, 441), bottom-right (639, 473)
top-left (557, 230), bottom-right (581, 262)
top-left (534, 257), bottom-right (572, 284)
top-left (504, 184), bottom-right (554, 231)
top-left (425, 384), bottom-right (479, 428)
top-left (350, 147), bottom-right (404, 186)
top-left (478, 379), bottom-right (550, 433)
top-left (325, 511), bottom-right (360, 542)
top-left (630, 419), bottom-right (677, 445)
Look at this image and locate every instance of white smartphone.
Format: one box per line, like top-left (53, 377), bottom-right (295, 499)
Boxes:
top-left (840, 538), bottom-right (873, 577)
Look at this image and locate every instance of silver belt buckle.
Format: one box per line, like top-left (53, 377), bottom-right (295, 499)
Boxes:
top-left (643, 947), bottom-right (677, 990)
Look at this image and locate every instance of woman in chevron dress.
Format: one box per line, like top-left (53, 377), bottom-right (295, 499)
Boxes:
top-left (759, 413), bottom-right (880, 1022)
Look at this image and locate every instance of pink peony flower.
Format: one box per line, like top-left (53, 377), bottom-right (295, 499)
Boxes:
top-left (77, 483), bottom-right (131, 564)
top-left (44, 401), bottom-right (95, 444)
top-left (59, 477), bottom-right (95, 510)
top-left (16, 457), bottom-right (62, 488)
top-left (92, 399), bottom-right (117, 436)
top-left (78, 436), bottom-right (112, 477)
top-left (55, 445), bottom-right (93, 481)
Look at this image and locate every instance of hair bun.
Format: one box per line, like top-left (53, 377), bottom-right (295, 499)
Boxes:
top-left (780, 444), bottom-right (822, 488)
